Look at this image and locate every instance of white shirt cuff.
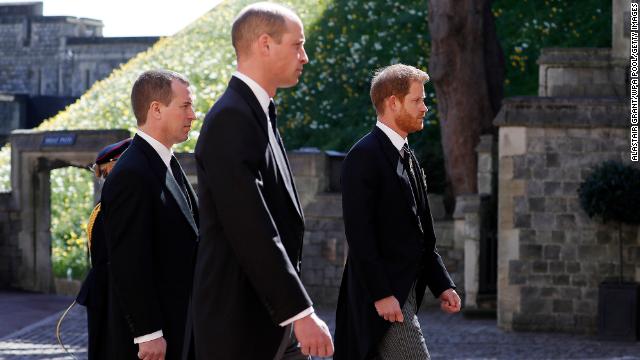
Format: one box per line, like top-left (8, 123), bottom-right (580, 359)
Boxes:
top-left (133, 330), bottom-right (163, 344)
top-left (279, 307), bottom-right (314, 327)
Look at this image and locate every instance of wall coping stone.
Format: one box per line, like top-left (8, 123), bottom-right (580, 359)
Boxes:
top-left (494, 97), bottom-right (628, 128)
top-left (537, 48), bottom-right (625, 67)
top-left (67, 36), bottom-right (160, 45)
top-left (475, 134), bottom-right (494, 153)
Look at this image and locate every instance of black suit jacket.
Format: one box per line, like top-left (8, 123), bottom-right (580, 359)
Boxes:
top-left (334, 127), bottom-right (455, 360)
top-left (189, 77), bottom-right (312, 359)
top-left (101, 135), bottom-right (199, 359)
top-left (77, 206), bottom-right (108, 360)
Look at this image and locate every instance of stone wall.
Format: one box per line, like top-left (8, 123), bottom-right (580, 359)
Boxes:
top-left (0, 2), bottom-right (157, 97)
top-left (495, 97), bottom-right (639, 334)
top-left (0, 193), bottom-right (21, 288)
top-left (0, 137), bottom-right (462, 302)
top-left (0, 95), bottom-right (26, 143)
top-left (538, 48), bottom-right (627, 98)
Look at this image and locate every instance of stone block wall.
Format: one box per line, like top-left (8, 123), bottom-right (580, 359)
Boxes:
top-left (495, 97), bottom-right (639, 334)
top-left (0, 3), bottom-right (157, 97)
top-left (67, 38), bottom-right (157, 96)
top-left (0, 142), bottom-right (461, 302)
top-left (0, 95), bottom-right (26, 142)
top-left (538, 48), bottom-right (627, 98)
top-left (0, 193), bottom-right (21, 288)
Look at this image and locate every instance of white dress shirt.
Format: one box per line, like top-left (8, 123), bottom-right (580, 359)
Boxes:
top-left (130, 130), bottom-right (174, 344)
top-left (137, 129), bottom-right (174, 176)
top-left (233, 71), bottom-right (315, 327)
top-left (376, 120), bottom-right (408, 153)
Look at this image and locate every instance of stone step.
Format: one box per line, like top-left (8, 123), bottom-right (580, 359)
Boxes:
top-left (463, 293), bottom-right (497, 319)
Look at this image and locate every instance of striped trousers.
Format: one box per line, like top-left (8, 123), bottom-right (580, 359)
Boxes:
top-left (374, 282), bottom-right (430, 360)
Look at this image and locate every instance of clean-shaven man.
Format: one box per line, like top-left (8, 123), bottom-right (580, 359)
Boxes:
top-left (187, 3), bottom-right (333, 360)
top-left (102, 69), bottom-right (199, 360)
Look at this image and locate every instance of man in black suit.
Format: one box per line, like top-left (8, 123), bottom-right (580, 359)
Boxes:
top-left (334, 64), bottom-right (461, 360)
top-left (101, 69), bottom-right (199, 360)
top-left (188, 2), bottom-right (333, 359)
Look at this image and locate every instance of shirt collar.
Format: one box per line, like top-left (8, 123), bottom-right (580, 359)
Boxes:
top-left (376, 120), bottom-right (408, 153)
top-left (233, 71), bottom-right (271, 117)
top-left (136, 129), bottom-right (173, 170)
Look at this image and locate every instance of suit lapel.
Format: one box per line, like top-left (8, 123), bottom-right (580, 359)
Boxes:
top-left (371, 127), bottom-right (423, 234)
top-left (273, 123), bottom-right (304, 219)
top-left (132, 135), bottom-right (199, 236)
top-left (228, 77), bottom-right (304, 221)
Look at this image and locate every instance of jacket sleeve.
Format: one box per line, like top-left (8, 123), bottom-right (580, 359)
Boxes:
top-left (196, 107), bottom-right (312, 324)
top-left (102, 169), bottom-right (163, 337)
top-left (341, 146), bottom-right (393, 302)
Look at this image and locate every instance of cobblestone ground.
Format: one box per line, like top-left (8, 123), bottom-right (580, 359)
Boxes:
top-left (1, 305), bottom-right (639, 359)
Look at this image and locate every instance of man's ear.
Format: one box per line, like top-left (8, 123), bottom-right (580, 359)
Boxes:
top-left (387, 95), bottom-right (399, 113)
top-left (256, 33), bottom-right (271, 56)
top-left (149, 101), bottom-right (162, 120)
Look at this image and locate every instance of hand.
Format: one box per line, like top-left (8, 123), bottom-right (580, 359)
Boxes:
top-left (374, 296), bottom-right (404, 323)
top-left (293, 313), bottom-right (334, 358)
top-left (137, 337), bottom-right (166, 360)
top-left (439, 288), bottom-right (461, 313)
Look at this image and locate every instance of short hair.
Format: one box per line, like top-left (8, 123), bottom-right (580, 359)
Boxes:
top-left (231, 2), bottom-right (299, 58)
top-left (370, 64), bottom-right (429, 115)
top-left (131, 69), bottom-right (189, 126)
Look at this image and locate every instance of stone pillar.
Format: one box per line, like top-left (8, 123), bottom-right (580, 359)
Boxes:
top-left (459, 134), bottom-right (497, 310)
top-left (288, 149), bottom-right (330, 208)
top-left (476, 135), bottom-right (496, 196)
top-left (612, 0), bottom-right (631, 61)
top-left (455, 195), bottom-right (482, 308)
top-left (496, 125), bottom-right (527, 330)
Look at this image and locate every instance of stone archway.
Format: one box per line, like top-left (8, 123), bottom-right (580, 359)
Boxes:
top-left (2, 129), bottom-right (129, 293)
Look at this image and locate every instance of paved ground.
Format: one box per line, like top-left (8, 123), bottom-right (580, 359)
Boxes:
top-left (1, 291), bottom-right (639, 359)
top-left (0, 291), bottom-right (74, 339)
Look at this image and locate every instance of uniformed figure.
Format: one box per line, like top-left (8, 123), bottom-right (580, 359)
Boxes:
top-left (76, 138), bottom-right (131, 360)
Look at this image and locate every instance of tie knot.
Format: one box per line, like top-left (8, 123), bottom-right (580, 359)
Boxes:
top-left (268, 100), bottom-right (277, 128)
top-left (401, 143), bottom-right (411, 158)
top-left (269, 100), bottom-right (276, 116)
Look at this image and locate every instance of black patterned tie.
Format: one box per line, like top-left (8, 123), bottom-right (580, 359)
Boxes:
top-left (170, 156), bottom-right (192, 212)
top-left (401, 144), bottom-right (422, 208)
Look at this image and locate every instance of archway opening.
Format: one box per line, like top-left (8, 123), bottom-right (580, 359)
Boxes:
top-left (50, 166), bottom-right (94, 283)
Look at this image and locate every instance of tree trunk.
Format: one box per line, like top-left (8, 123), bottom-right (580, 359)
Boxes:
top-left (427, 0), bottom-right (504, 197)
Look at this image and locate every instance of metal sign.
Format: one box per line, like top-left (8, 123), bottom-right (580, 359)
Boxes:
top-left (41, 133), bottom-right (77, 147)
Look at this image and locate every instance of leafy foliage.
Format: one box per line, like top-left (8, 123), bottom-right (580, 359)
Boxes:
top-left (0, 0), bottom-right (614, 277)
top-left (578, 161), bottom-right (640, 225)
top-left (494, 0), bottom-right (612, 96)
top-left (50, 168), bottom-right (94, 279)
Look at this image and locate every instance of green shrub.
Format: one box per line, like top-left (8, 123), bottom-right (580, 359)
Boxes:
top-left (578, 161), bottom-right (640, 225)
top-left (578, 160), bottom-right (640, 282)
top-left (50, 167), bottom-right (94, 279)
